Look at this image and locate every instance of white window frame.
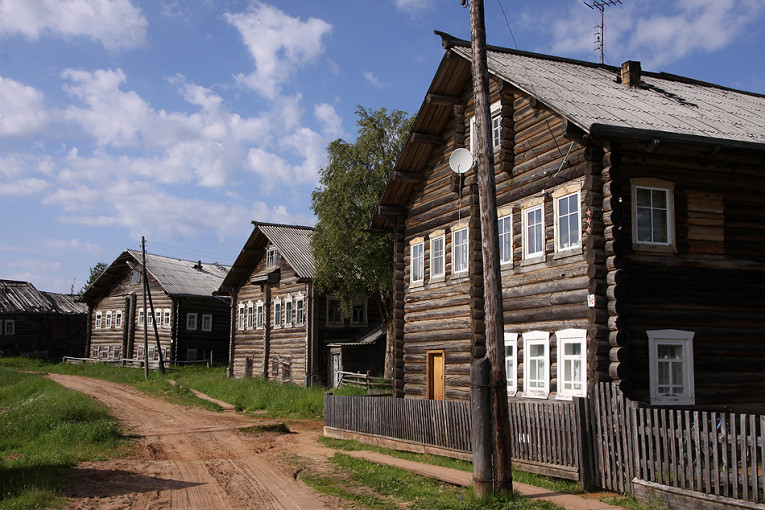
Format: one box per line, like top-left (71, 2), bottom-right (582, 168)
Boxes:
top-left (631, 178), bottom-right (676, 251)
top-left (147, 309), bottom-right (153, 327)
top-left (266, 247), bottom-right (278, 267)
top-left (498, 212), bottom-right (513, 266)
top-left (95, 312), bottom-right (102, 329)
top-left (113, 346), bottom-right (121, 360)
top-left (163, 309), bottom-right (171, 328)
top-left (247, 301), bottom-right (254, 329)
top-left (429, 232), bottom-right (445, 280)
top-left (4, 319), bottom-right (14, 335)
top-left (410, 238), bottom-right (424, 286)
top-left (186, 312), bottom-right (198, 331)
top-left (238, 303), bottom-right (245, 330)
top-left (504, 332), bottom-right (518, 396)
top-left (295, 294), bottom-right (305, 326)
top-left (554, 188), bottom-right (581, 254)
top-left (523, 202), bottom-right (545, 261)
top-left (470, 100), bottom-right (502, 153)
top-left (326, 296), bottom-right (343, 326)
top-left (273, 297), bottom-right (282, 329)
top-left (256, 300), bottom-right (264, 329)
top-left (523, 331), bottom-right (550, 399)
top-left (201, 314), bottom-right (212, 332)
top-left (556, 329), bottom-right (587, 399)
top-left (285, 296), bottom-right (293, 327)
top-left (452, 226), bottom-right (469, 274)
top-left (138, 308), bottom-right (145, 327)
top-left (115, 310), bottom-right (123, 328)
top-left (154, 310), bottom-right (162, 328)
top-left (105, 311), bottom-right (112, 329)
top-left (648, 329), bottom-right (695, 406)
top-left (351, 297), bottom-right (368, 326)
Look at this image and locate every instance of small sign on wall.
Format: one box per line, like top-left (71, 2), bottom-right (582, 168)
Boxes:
top-left (587, 294), bottom-right (596, 308)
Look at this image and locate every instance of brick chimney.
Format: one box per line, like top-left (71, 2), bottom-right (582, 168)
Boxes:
top-left (620, 60), bottom-right (641, 87)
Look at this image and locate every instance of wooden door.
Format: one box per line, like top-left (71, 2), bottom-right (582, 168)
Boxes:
top-left (331, 352), bottom-right (342, 388)
top-left (427, 350), bottom-right (445, 400)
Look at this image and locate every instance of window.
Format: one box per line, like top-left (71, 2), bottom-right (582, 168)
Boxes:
top-left (163, 309), bottom-right (171, 327)
top-left (105, 311), bottom-right (112, 328)
top-left (453, 226), bottom-right (468, 274)
top-left (498, 214), bottom-right (513, 265)
top-left (130, 270), bottom-right (141, 284)
top-left (648, 329), bottom-right (695, 405)
top-left (138, 308), bottom-right (145, 326)
top-left (470, 100), bottom-right (502, 153)
top-left (95, 312), bottom-right (102, 329)
top-left (555, 191), bottom-right (581, 252)
top-left (147, 309), bottom-right (153, 327)
top-left (295, 295), bottom-right (304, 326)
top-left (326, 296), bottom-right (343, 326)
top-left (430, 233), bottom-right (445, 279)
top-left (0, 320), bottom-right (3, 335)
top-left (410, 239), bottom-right (424, 285)
top-left (256, 300), bottom-right (264, 329)
top-left (247, 302), bottom-right (254, 329)
top-left (101, 346), bottom-right (109, 360)
top-left (113, 346), bottom-right (121, 360)
top-left (504, 332), bottom-right (518, 396)
top-left (92, 346), bottom-right (100, 358)
top-left (556, 329), bottom-right (586, 399)
top-left (201, 314), bottom-right (212, 332)
top-left (115, 311), bottom-right (122, 328)
top-left (137, 346), bottom-right (144, 359)
top-left (632, 179), bottom-right (675, 249)
top-left (154, 310), bottom-right (162, 328)
top-left (523, 331), bottom-right (550, 398)
top-left (238, 303), bottom-right (245, 330)
top-left (266, 247), bottom-right (278, 267)
top-left (273, 298), bottom-right (282, 328)
top-left (4, 320), bottom-right (14, 335)
top-left (285, 297), bottom-right (293, 326)
top-left (351, 297), bottom-right (367, 326)
top-left (523, 204), bottom-right (544, 260)
top-left (186, 313), bottom-right (198, 330)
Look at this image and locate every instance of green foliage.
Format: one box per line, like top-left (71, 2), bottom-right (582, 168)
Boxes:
top-left (311, 106), bottom-right (412, 315)
top-left (80, 261), bottom-right (109, 295)
top-left (0, 368), bottom-right (127, 509)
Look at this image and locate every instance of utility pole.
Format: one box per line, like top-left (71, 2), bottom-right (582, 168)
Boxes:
top-left (463, 0), bottom-right (513, 496)
top-left (141, 237), bottom-right (150, 379)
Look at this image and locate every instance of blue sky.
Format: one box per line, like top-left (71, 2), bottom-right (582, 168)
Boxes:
top-left (2, 0), bottom-right (764, 294)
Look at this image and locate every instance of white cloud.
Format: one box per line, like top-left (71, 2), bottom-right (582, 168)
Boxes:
top-left (393, 0), bottom-right (434, 15)
top-left (362, 71), bottom-right (384, 89)
top-left (0, 0), bottom-right (148, 50)
top-left (0, 76), bottom-right (49, 136)
top-left (0, 177), bottom-right (51, 196)
top-left (226, 2), bottom-right (332, 98)
top-left (44, 238), bottom-right (102, 255)
top-left (314, 103), bottom-right (344, 139)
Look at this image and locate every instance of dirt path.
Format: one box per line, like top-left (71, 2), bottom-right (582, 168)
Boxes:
top-left (46, 374), bottom-right (337, 510)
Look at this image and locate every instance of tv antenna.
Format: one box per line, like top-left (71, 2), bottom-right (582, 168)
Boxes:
top-left (584, 0), bottom-right (621, 64)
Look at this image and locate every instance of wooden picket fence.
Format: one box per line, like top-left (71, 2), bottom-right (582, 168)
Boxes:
top-left (336, 371), bottom-right (393, 395)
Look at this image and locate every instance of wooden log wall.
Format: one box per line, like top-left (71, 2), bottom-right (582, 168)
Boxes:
top-left (601, 141), bottom-right (765, 408)
top-left (176, 296), bottom-right (230, 363)
top-left (233, 259), bottom-right (269, 379)
top-left (267, 264), bottom-right (309, 385)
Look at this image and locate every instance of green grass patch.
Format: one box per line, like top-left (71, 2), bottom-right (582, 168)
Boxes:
top-left (306, 453), bottom-right (562, 509)
top-left (0, 367), bottom-right (129, 510)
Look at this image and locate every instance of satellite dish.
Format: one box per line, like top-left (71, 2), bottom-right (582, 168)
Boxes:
top-left (449, 148), bottom-right (473, 174)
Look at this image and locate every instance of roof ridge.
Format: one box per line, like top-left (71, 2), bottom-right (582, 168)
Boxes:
top-left (252, 220), bottom-right (315, 231)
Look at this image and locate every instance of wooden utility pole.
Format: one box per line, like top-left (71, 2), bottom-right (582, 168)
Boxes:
top-left (141, 237), bottom-right (150, 379)
top-left (464, 0), bottom-right (513, 495)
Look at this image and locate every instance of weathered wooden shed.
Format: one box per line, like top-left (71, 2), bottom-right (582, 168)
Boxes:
top-left (217, 222), bottom-right (384, 386)
top-left (370, 32), bottom-right (765, 411)
top-left (0, 279), bottom-right (87, 358)
top-left (79, 250), bottom-right (231, 363)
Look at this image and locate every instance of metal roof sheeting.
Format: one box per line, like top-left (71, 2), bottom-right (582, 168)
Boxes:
top-left (0, 279), bottom-right (86, 314)
top-left (256, 223), bottom-right (315, 279)
top-left (125, 250), bottom-right (230, 297)
top-left (451, 44), bottom-right (765, 146)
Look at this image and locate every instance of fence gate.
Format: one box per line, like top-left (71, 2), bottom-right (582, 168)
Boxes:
top-left (589, 383), bottom-right (635, 493)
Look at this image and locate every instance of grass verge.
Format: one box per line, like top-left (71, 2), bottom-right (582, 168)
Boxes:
top-left (0, 367), bottom-right (130, 510)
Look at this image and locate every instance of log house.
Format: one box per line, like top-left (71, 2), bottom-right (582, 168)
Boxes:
top-left (371, 32), bottom-right (765, 411)
top-left (79, 250), bottom-right (231, 363)
top-left (217, 222), bottom-right (384, 386)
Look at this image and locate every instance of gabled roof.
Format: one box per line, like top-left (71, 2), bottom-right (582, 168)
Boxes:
top-left (79, 251), bottom-right (230, 302)
top-left (218, 222), bottom-right (315, 293)
top-left (0, 279), bottom-right (87, 314)
top-left (371, 31), bottom-right (765, 230)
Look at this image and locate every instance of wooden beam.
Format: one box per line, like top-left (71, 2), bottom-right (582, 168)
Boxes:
top-left (229, 266), bottom-right (250, 272)
top-left (426, 93), bottom-right (461, 105)
top-left (391, 171), bottom-right (424, 183)
top-left (410, 132), bottom-right (442, 145)
top-left (377, 205), bottom-right (405, 218)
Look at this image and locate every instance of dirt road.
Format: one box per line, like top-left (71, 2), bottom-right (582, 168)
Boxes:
top-left (47, 374), bottom-right (336, 510)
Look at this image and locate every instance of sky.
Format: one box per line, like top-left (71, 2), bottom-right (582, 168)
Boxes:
top-left (1, 0), bottom-right (764, 294)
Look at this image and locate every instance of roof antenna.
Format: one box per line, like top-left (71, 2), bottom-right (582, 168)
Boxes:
top-left (584, 0), bottom-right (622, 64)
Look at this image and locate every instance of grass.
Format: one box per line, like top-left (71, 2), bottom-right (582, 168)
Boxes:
top-left (0, 367), bottom-right (129, 510)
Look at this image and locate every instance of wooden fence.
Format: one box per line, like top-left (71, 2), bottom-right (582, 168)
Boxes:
top-left (337, 371), bottom-right (393, 395)
top-left (592, 383), bottom-right (765, 505)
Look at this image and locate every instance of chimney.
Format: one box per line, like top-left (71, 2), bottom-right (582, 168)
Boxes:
top-left (621, 60), bottom-right (641, 87)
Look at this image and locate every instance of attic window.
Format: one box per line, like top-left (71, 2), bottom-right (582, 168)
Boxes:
top-left (469, 100), bottom-right (502, 154)
top-left (130, 271), bottom-right (141, 284)
top-left (266, 247), bottom-right (278, 267)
